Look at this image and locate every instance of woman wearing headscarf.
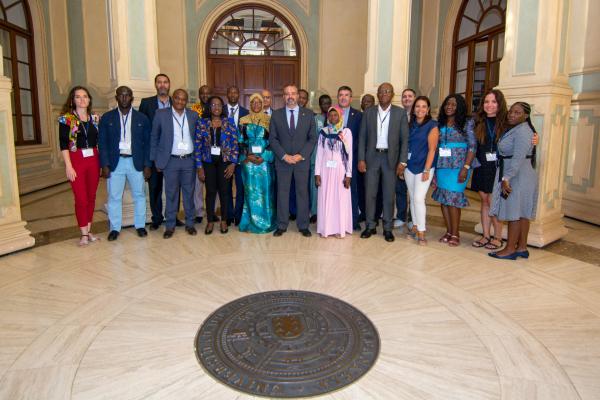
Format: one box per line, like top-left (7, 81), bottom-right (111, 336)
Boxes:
top-left (489, 102), bottom-right (538, 260)
top-left (314, 106), bottom-right (353, 238)
top-left (432, 94), bottom-right (479, 246)
top-left (237, 93), bottom-right (276, 233)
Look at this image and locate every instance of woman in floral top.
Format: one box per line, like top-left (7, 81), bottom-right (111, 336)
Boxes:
top-left (58, 86), bottom-right (101, 246)
top-left (432, 94), bottom-right (478, 246)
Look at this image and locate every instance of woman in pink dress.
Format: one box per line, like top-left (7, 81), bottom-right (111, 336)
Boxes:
top-left (315, 106), bottom-right (353, 238)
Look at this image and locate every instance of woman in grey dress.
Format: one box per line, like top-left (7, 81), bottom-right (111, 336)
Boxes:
top-left (489, 102), bottom-right (538, 260)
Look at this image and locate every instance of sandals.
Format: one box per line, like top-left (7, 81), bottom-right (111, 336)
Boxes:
top-left (472, 236), bottom-right (490, 248)
top-left (485, 236), bottom-right (503, 250)
top-left (88, 232), bottom-right (100, 243)
top-left (439, 232), bottom-right (451, 243)
top-left (407, 227), bottom-right (418, 239)
top-left (448, 235), bottom-right (460, 247)
top-left (78, 234), bottom-right (89, 247)
top-left (416, 232), bottom-right (427, 246)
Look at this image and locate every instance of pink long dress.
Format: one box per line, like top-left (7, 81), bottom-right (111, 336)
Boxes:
top-left (315, 127), bottom-right (353, 237)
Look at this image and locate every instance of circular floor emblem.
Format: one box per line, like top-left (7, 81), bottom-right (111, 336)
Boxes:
top-left (195, 290), bottom-right (380, 398)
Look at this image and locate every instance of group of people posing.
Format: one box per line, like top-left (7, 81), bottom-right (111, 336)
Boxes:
top-left (59, 74), bottom-right (539, 260)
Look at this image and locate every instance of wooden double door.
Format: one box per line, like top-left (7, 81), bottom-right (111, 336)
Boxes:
top-left (207, 56), bottom-right (299, 109)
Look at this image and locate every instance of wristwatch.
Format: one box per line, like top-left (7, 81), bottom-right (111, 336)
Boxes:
top-left (463, 164), bottom-right (471, 170)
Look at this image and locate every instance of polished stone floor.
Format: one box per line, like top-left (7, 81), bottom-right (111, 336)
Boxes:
top-left (1, 216), bottom-right (600, 399)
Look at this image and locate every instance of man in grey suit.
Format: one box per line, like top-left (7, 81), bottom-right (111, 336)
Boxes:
top-left (269, 84), bottom-right (317, 237)
top-left (150, 89), bottom-right (199, 239)
top-left (358, 82), bottom-right (409, 242)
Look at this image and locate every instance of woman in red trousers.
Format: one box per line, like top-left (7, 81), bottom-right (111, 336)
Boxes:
top-left (58, 86), bottom-right (101, 246)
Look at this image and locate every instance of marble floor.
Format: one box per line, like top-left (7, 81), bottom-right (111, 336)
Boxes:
top-left (1, 219), bottom-right (600, 399)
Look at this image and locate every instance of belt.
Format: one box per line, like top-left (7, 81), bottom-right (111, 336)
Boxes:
top-left (497, 154), bottom-right (532, 182)
top-left (375, 148), bottom-right (388, 153)
top-left (120, 154), bottom-right (132, 158)
top-left (171, 153), bottom-right (193, 159)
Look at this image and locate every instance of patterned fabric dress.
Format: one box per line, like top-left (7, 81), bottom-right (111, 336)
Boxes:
top-left (238, 123), bottom-right (277, 233)
top-left (432, 120), bottom-right (478, 208)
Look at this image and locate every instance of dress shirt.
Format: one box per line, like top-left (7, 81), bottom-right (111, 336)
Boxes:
top-left (263, 107), bottom-right (272, 116)
top-left (171, 110), bottom-right (192, 155)
top-left (157, 97), bottom-right (171, 109)
top-left (227, 103), bottom-right (240, 126)
top-left (119, 107), bottom-right (132, 155)
top-left (342, 106), bottom-right (350, 128)
top-left (285, 106), bottom-right (300, 130)
top-left (376, 104), bottom-right (391, 149)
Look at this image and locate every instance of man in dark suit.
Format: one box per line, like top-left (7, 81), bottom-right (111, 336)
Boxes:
top-left (269, 84), bottom-right (317, 237)
top-left (138, 73), bottom-right (176, 230)
top-left (224, 86), bottom-right (249, 226)
top-left (99, 86), bottom-right (152, 241)
top-left (336, 85), bottom-right (363, 231)
top-left (358, 82), bottom-right (409, 242)
top-left (150, 89), bottom-right (199, 239)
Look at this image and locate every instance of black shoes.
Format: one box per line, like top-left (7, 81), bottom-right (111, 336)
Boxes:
top-left (136, 228), bottom-right (148, 237)
top-left (384, 230), bottom-right (395, 242)
top-left (163, 229), bottom-right (174, 239)
top-left (299, 229), bottom-right (312, 237)
top-left (360, 228), bottom-right (376, 238)
top-left (195, 216), bottom-right (203, 224)
top-left (273, 229), bottom-right (286, 237)
top-left (289, 214), bottom-right (297, 221)
top-left (175, 219), bottom-right (184, 227)
top-left (107, 230), bottom-right (119, 241)
top-left (185, 226), bottom-right (197, 236)
top-left (149, 222), bottom-right (161, 231)
top-left (310, 215), bottom-right (317, 224)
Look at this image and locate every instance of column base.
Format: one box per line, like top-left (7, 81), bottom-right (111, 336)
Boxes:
top-left (474, 216), bottom-right (568, 248)
top-left (0, 220), bottom-right (35, 256)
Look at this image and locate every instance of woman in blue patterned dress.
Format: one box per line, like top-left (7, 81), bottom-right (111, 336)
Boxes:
top-left (432, 94), bottom-right (479, 246)
top-left (237, 93), bottom-right (277, 233)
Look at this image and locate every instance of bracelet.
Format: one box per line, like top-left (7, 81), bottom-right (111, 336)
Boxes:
top-left (423, 169), bottom-right (430, 173)
top-left (463, 164), bottom-right (471, 170)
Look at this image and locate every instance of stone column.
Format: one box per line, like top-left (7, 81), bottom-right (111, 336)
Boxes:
top-left (0, 48), bottom-right (35, 255)
top-left (492, 0), bottom-right (572, 247)
top-left (102, 0), bottom-right (162, 227)
top-left (363, 0), bottom-right (412, 102)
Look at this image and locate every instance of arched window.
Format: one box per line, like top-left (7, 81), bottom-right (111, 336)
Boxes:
top-left (451, 0), bottom-right (506, 112)
top-left (0, 0), bottom-right (40, 145)
top-left (209, 7), bottom-right (298, 57)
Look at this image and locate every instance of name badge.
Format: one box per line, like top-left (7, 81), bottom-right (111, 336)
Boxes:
top-left (82, 148), bottom-right (94, 158)
top-left (177, 142), bottom-right (189, 151)
top-left (407, 152), bottom-right (412, 160)
top-left (119, 141), bottom-right (130, 151)
top-left (211, 146), bottom-right (221, 156)
top-left (485, 152), bottom-right (497, 162)
top-left (326, 160), bottom-right (337, 168)
top-left (251, 145), bottom-right (262, 154)
top-left (439, 147), bottom-right (451, 157)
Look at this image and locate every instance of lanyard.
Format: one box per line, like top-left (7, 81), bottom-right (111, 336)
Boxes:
top-left (485, 119), bottom-right (495, 152)
top-left (210, 127), bottom-right (219, 147)
top-left (377, 108), bottom-right (390, 136)
top-left (120, 109), bottom-right (130, 142)
top-left (74, 111), bottom-right (90, 148)
top-left (172, 111), bottom-right (186, 142)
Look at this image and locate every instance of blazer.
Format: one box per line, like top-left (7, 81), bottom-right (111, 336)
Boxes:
top-left (98, 108), bottom-right (151, 172)
top-left (358, 104), bottom-right (409, 168)
top-left (139, 95), bottom-right (172, 124)
top-left (194, 117), bottom-right (239, 168)
top-left (150, 108), bottom-right (199, 170)
top-left (269, 106), bottom-right (317, 171)
top-left (344, 106), bottom-right (363, 160)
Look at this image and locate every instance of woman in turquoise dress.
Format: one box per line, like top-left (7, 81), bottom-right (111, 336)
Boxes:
top-left (238, 93), bottom-right (276, 233)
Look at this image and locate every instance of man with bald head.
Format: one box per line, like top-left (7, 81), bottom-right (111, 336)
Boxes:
top-left (262, 89), bottom-right (273, 115)
top-left (358, 82), bottom-right (409, 242)
top-left (150, 89), bottom-right (200, 238)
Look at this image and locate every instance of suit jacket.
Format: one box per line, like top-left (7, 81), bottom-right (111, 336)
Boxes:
top-left (150, 108), bottom-right (199, 170)
top-left (344, 106), bottom-right (363, 160)
top-left (358, 104), bottom-right (409, 168)
top-left (269, 106), bottom-right (317, 171)
top-left (227, 105), bottom-right (249, 129)
top-left (98, 108), bottom-right (151, 172)
top-left (139, 95), bottom-right (172, 124)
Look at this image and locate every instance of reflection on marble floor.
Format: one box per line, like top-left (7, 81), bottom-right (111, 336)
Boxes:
top-left (1, 222), bottom-right (600, 400)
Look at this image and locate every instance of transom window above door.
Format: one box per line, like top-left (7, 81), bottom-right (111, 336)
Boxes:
top-left (209, 7), bottom-right (297, 57)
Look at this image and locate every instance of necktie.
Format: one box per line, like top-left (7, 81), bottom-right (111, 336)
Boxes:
top-left (229, 107), bottom-right (235, 119)
top-left (289, 110), bottom-right (296, 135)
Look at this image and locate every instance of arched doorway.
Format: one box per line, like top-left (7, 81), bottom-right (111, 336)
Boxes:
top-left (206, 5), bottom-right (300, 109)
top-left (451, 0), bottom-right (506, 112)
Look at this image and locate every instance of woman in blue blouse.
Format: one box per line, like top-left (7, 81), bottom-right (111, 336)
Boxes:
top-left (195, 96), bottom-right (239, 234)
top-left (432, 94), bottom-right (478, 246)
top-left (405, 96), bottom-right (439, 245)
top-left (238, 93), bottom-right (277, 233)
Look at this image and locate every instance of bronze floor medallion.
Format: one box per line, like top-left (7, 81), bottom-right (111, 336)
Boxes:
top-left (195, 290), bottom-right (380, 398)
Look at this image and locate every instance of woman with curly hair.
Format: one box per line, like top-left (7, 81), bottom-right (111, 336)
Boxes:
top-left (432, 94), bottom-right (478, 246)
top-left (58, 86), bottom-right (101, 246)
